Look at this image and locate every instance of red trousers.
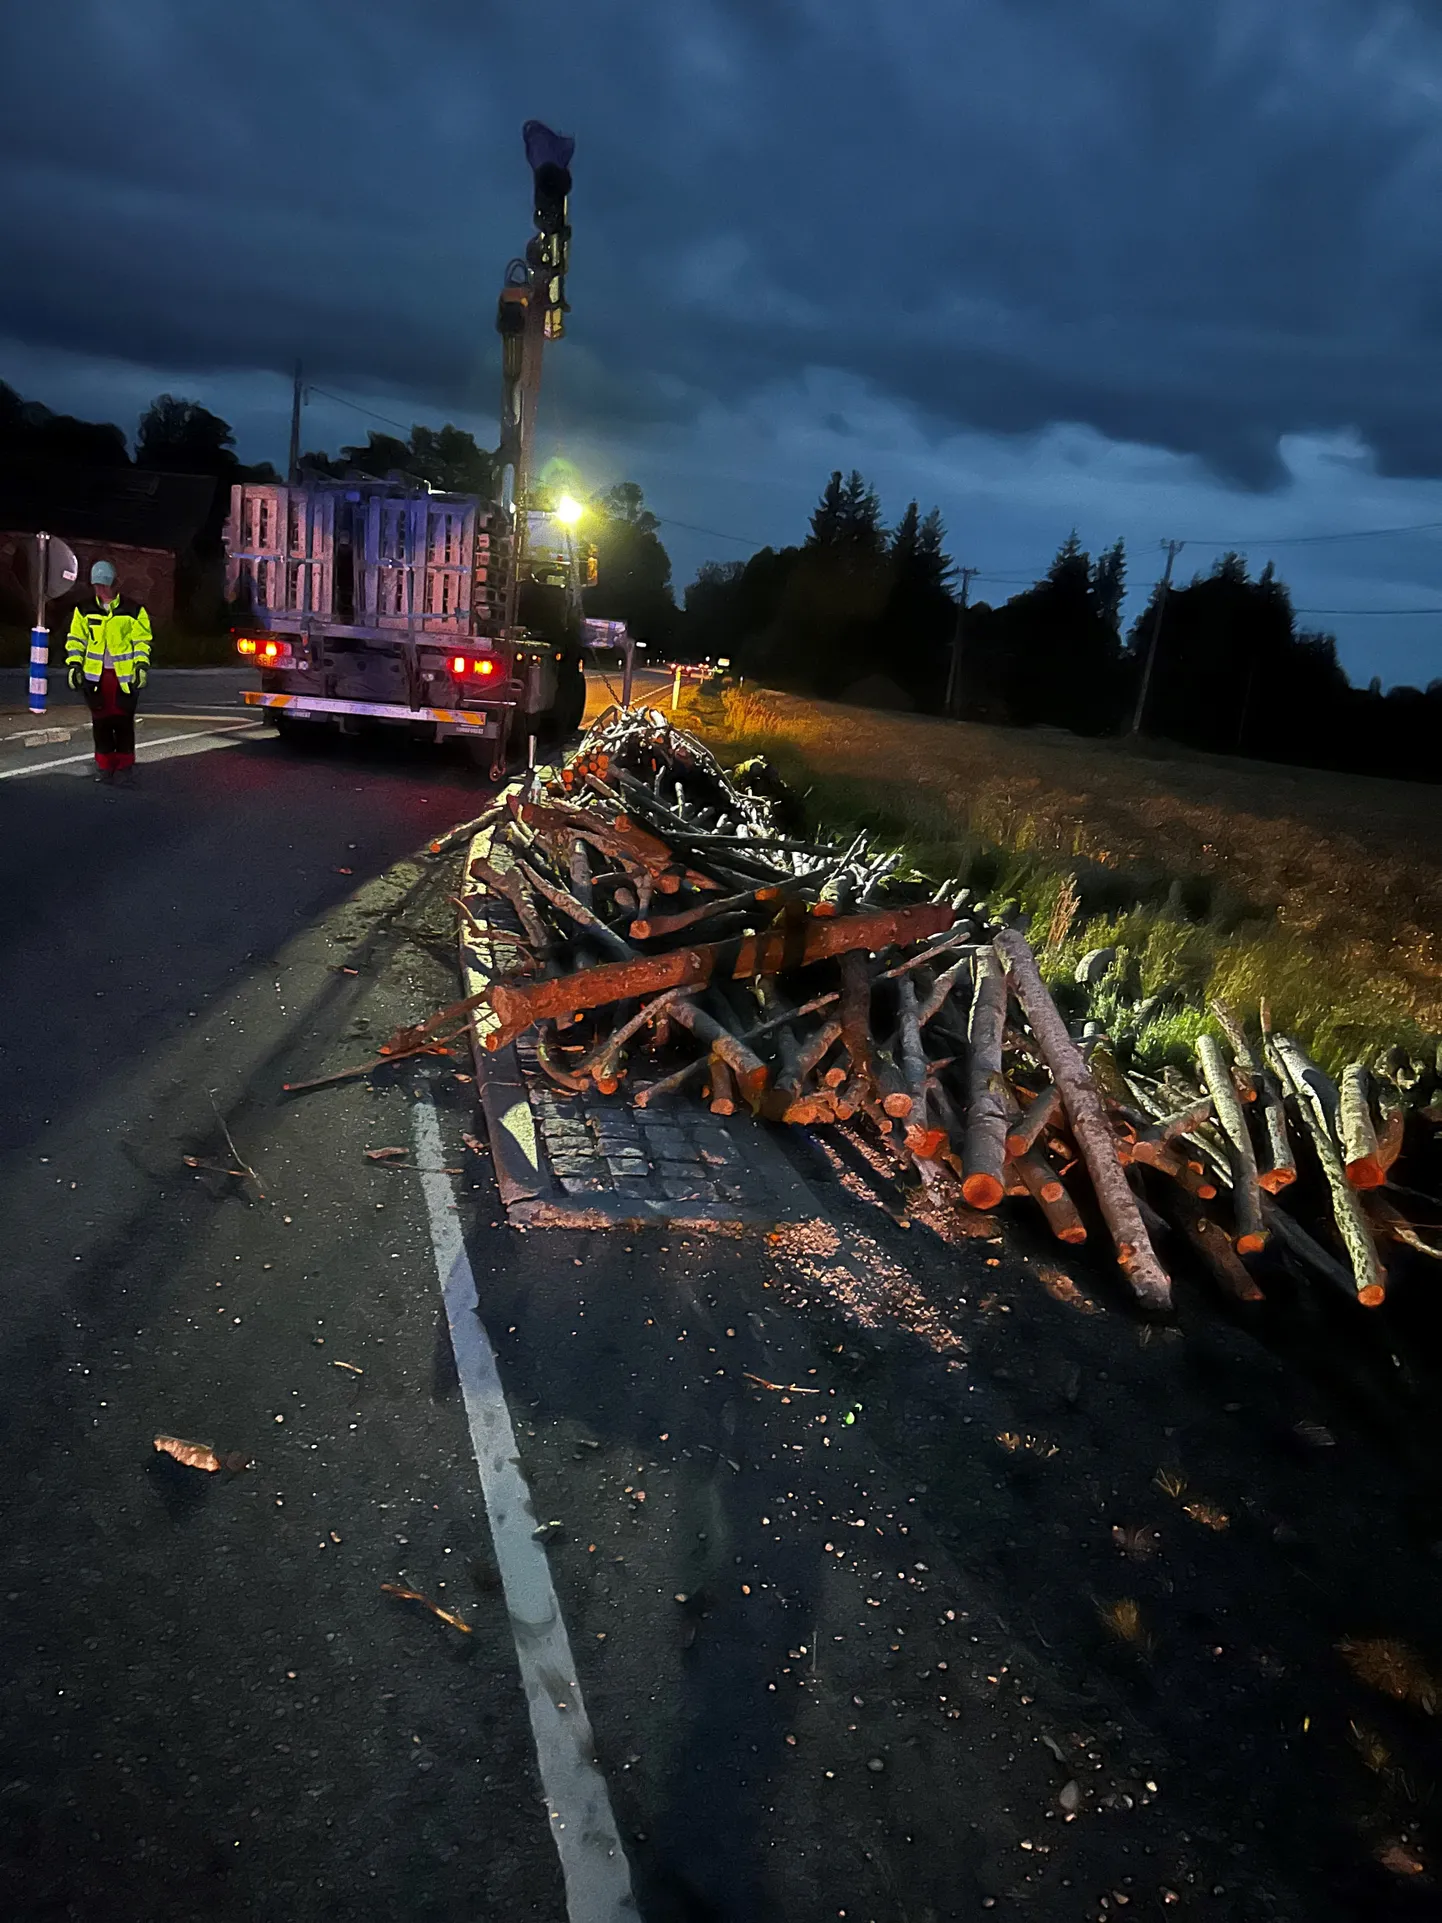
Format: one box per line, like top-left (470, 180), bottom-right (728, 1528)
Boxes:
top-left (84, 670), bottom-right (139, 772)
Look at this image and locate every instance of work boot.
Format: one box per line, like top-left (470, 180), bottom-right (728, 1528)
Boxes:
top-left (113, 766), bottom-right (136, 789)
top-left (93, 766), bottom-right (114, 785)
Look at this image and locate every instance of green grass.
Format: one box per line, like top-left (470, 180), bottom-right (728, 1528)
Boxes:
top-left (682, 685), bottom-right (1436, 1078)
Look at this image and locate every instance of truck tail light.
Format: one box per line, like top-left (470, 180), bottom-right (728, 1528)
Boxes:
top-left (450, 655), bottom-right (497, 678)
top-left (238, 636), bottom-right (292, 662)
top-left (236, 637), bottom-right (257, 656)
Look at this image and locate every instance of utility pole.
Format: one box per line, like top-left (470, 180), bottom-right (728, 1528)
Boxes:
top-left (943, 567), bottom-right (977, 718)
top-left (287, 361), bottom-right (304, 486)
top-left (1129, 539), bottom-right (1184, 738)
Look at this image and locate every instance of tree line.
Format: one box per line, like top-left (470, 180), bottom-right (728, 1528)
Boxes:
top-left (3, 378), bottom-right (1437, 780)
top-left (683, 468), bottom-right (1442, 782)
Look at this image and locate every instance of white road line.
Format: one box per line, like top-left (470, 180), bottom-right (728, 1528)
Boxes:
top-left (411, 1097), bottom-right (639, 1923)
top-left (0, 723), bottom-right (261, 782)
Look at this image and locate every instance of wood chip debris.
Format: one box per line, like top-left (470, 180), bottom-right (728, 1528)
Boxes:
top-left (380, 1583), bottom-right (473, 1635)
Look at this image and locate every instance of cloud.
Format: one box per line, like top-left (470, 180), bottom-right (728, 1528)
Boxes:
top-left (6, 0), bottom-right (1442, 682)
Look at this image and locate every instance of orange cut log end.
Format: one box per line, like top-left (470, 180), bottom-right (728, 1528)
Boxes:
top-left (1236, 1232), bottom-right (1267, 1256)
top-left (1345, 1157), bottom-right (1385, 1191)
top-left (1357, 1283), bottom-right (1387, 1308)
top-left (962, 1173), bottom-right (1005, 1211)
top-left (1258, 1166), bottom-right (1297, 1193)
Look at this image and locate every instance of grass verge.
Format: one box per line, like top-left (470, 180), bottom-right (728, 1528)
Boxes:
top-left (678, 684), bottom-right (1442, 1077)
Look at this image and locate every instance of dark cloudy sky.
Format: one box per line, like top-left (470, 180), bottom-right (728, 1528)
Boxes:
top-left (5, 0), bottom-right (1442, 689)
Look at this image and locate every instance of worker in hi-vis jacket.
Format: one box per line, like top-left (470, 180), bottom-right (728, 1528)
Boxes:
top-left (66, 559), bottom-right (152, 784)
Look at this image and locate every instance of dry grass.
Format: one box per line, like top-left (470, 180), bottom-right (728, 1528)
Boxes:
top-left (678, 684), bottom-right (1442, 1072)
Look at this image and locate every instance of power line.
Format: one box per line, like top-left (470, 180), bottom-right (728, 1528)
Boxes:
top-left (303, 384), bottom-right (421, 439)
top-left (1292, 605), bottom-right (1442, 615)
top-left (653, 514), bottom-right (774, 547)
top-left (1185, 517), bottom-right (1442, 547)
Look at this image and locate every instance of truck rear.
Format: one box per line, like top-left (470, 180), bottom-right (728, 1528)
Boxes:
top-left (224, 477), bottom-right (582, 776)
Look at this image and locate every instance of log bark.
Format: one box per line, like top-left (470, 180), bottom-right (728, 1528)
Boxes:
top-left (1196, 1033), bottom-right (1266, 1253)
top-left (1256, 1067), bottom-right (1297, 1193)
top-left (1339, 1062), bottom-right (1384, 1189)
top-left (482, 903), bottom-right (952, 1050)
top-left (1268, 1034), bottom-right (1341, 1142)
top-left (994, 928), bottom-right (1172, 1310)
top-left (1004, 1083), bottom-right (1062, 1160)
top-left (707, 1058), bottom-right (738, 1115)
top-left (1154, 1184), bottom-right (1264, 1304)
top-left (1209, 998), bottom-right (1261, 1103)
top-left (1011, 1151), bottom-right (1088, 1243)
top-left (1268, 1040), bottom-right (1386, 1306)
top-left (961, 951), bottom-right (1009, 1211)
top-left (895, 973), bottom-right (929, 1121)
top-left (918, 954), bottom-right (974, 1028)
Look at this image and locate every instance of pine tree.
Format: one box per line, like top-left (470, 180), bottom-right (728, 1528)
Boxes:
top-left (838, 469), bottom-right (885, 552)
top-left (890, 500), bottom-right (921, 570)
top-left (1090, 538), bottom-right (1126, 636)
top-left (916, 508), bottom-right (956, 595)
top-left (807, 471), bottom-right (848, 547)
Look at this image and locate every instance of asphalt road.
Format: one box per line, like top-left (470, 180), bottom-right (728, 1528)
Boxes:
top-left (2, 682), bottom-right (1437, 1922)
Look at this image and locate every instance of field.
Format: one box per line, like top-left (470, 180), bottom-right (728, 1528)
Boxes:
top-left (672, 683), bottom-right (1442, 1073)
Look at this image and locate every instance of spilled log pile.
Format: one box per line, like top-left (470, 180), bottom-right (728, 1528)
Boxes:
top-left (414, 707), bottom-right (1442, 1314)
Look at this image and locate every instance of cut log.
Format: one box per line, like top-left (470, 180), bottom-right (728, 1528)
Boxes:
top-left (1268, 1039), bottom-right (1386, 1306)
top-left (961, 951), bottom-right (1009, 1212)
top-left (1153, 1184), bottom-right (1265, 1304)
top-left (1255, 1067), bottom-right (1298, 1193)
top-left (895, 973), bottom-right (929, 1122)
top-left (1128, 1136), bottom-right (1218, 1200)
top-left (481, 903), bottom-right (953, 1050)
top-left (1196, 1034), bottom-right (1267, 1253)
top-left (838, 951), bottom-right (878, 1103)
top-left (994, 929), bottom-right (1172, 1310)
top-left (1139, 1098), bottom-right (1215, 1145)
top-left (1011, 1150), bottom-right (1088, 1244)
top-left (918, 953), bottom-right (974, 1028)
top-left (669, 1002), bottom-right (768, 1104)
top-left (1339, 1062), bottom-right (1384, 1189)
top-left (1268, 1033), bottom-right (1341, 1142)
top-left (1209, 998), bottom-right (1261, 1103)
top-left (1004, 1083), bottom-right (1063, 1160)
top-left (707, 1058), bottom-right (739, 1116)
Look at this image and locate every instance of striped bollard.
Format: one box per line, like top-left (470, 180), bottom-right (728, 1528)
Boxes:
top-left (28, 627), bottom-right (49, 715)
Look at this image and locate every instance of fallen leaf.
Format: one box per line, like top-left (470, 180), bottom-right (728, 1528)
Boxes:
top-left (461, 1133), bottom-right (488, 1156)
top-left (222, 1451), bottom-right (253, 1473)
top-left (332, 1360), bottom-right (363, 1374)
top-left (154, 1435), bottom-right (221, 1473)
top-left (380, 1583), bottom-right (473, 1635)
top-left (1339, 1638), bottom-right (1439, 1715)
top-left (365, 1147), bottom-right (408, 1162)
top-left (1058, 1779), bottom-right (1081, 1813)
top-left (1182, 1501), bottom-right (1230, 1531)
top-left (1376, 1841), bottom-right (1426, 1877)
top-left (335, 867), bottom-right (354, 875)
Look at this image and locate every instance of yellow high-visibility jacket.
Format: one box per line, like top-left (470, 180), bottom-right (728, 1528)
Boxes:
top-left (66, 594), bottom-right (153, 692)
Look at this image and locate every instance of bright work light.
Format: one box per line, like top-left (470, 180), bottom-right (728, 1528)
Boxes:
top-left (554, 494), bottom-right (583, 525)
